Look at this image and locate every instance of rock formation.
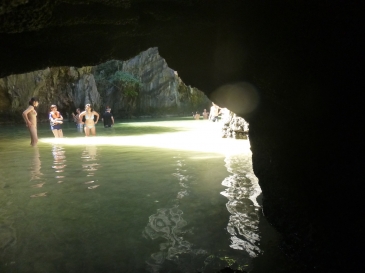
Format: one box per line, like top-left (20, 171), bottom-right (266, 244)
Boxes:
top-left (0, 48), bottom-right (210, 121)
top-left (93, 47), bottom-right (209, 118)
top-left (221, 111), bottom-right (249, 140)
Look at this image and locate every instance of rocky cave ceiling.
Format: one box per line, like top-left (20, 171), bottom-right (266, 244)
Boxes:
top-left (0, 0), bottom-right (334, 100)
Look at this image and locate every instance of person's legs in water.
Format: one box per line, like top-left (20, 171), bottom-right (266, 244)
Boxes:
top-left (52, 129), bottom-right (63, 138)
top-left (52, 129), bottom-right (58, 137)
top-left (77, 123), bottom-right (83, 132)
top-left (84, 126), bottom-right (90, 137)
top-left (28, 125), bottom-right (38, 146)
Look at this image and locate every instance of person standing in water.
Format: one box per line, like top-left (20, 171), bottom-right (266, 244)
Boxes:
top-left (209, 102), bottom-right (221, 122)
top-left (72, 108), bottom-right (83, 132)
top-left (49, 104), bottom-right (64, 138)
top-left (79, 104), bottom-right (100, 136)
top-left (202, 109), bottom-right (209, 119)
top-left (22, 97), bottom-right (39, 146)
top-left (102, 106), bottom-right (114, 128)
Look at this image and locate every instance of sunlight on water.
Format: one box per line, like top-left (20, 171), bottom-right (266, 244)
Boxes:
top-left (40, 121), bottom-right (251, 156)
top-left (0, 119), bottom-right (265, 273)
top-left (221, 154), bottom-right (262, 258)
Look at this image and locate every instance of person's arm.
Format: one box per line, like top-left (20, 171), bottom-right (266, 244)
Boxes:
top-left (50, 112), bottom-right (60, 124)
top-left (111, 115), bottom-right (114, 125)
top-left (57, 112), bottom-right (64, 124)
top-left (49, 112), bottom-right (54, 123)
top-left (79, 112), bottom-right (85, 124)
top-left (72, 113), bottom-right (78, 123)
top-left (22, 106), bottom-right (33, 127)
top-left (94, 112), bottom-right (99, 124)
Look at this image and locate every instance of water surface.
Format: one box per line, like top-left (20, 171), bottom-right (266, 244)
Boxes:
top-left (0, 118), bottom-right (282, 273)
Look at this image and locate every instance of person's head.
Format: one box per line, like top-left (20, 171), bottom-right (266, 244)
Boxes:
top-left (50, 104), bottom-right (57, 111)
top-left (204, 109), bottom-right (206, 112)
top-left (85, 104), bottom-right (93, 111)
top-left (76, 108), bottom-right (80, 114)
top-left (29, 97), bottom-right (39, 107)
top-left (106, 107), bottom-right (111, 112)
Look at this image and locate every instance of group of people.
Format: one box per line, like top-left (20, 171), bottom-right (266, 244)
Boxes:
top-left (22, 97), bottom-right (114, 146)
top-left (22, 98), bottom-right (224, 147)
top-left (192, 102), bottom-right (223, 122)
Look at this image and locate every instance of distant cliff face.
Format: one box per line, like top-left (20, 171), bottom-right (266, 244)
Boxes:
top-left (93, 47), bottom-right (209, 117)
top-left (0, 48), bottom-right (209, 122)
top-left (0, 66), bottom-right (101, 122)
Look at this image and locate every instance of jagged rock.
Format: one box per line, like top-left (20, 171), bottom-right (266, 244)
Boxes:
top-left (93, 47), bottom-right (209, 118)
top-left (0, 66), bottom-right (100, 122)
top-left (0, 48), bottom-right (209, 121)
top-left (221, 112), bottom-right (249, 139)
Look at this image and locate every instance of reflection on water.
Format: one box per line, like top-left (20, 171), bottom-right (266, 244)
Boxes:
top-left (0, 120), bottom-right (288, 273)
top-left (52, 145), bottom-right (66, 186)
top-left (143, 149), bottom-right (263, 273)
top-left (29, 147), bottom-right (47, 197)
top-left (221, 153), bottom-right (262, 258)
top-left (81, 145), bottom-right (100, 189)
top-left (144, 155), bottom-right (207, 273)
top-left (29, 147), bottom-right (42, 182)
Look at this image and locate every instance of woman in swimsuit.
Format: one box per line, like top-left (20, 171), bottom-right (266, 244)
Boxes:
top-left (79, 104), bottom-right (100, 137)
top-left (22, 97), bottom-right (39, 146)
top-left (49, 104), bottom-right (64, 138)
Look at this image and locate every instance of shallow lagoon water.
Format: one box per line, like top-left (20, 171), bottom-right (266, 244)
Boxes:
top-left (0, 118), bottom-right (285, 273)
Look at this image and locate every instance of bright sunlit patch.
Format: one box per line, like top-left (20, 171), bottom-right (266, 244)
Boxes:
top-left (40, 121), bottom-right (251, 155)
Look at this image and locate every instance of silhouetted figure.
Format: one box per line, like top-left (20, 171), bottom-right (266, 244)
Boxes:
top-left (102, 107), bottom-right (114, 128)
top-left (202, 109), bottom-right (209, 119)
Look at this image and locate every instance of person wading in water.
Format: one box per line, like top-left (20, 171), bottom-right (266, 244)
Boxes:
top-left (22, 97), bottom-right (39, 146)
top-left (79, 103), bottom-right (100, 137)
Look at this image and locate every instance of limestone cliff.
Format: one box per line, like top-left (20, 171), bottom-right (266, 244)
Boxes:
top-left (93, 47), bottom-right (209, 117)
top-left (0, 66), bottom-right (100, 122)
top-left (0, 48), bottom-right (209, 122)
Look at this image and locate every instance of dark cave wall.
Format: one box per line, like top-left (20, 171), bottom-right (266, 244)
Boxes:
top-left (0, 1), bottom-right (363, 271)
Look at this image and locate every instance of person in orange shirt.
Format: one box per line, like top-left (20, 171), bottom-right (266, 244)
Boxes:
top-left (49, 104), bottom-right (64, 138)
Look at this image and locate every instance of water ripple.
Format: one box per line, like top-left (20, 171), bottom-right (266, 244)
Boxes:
top-left (221, 153), bottom-right (262, 258)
